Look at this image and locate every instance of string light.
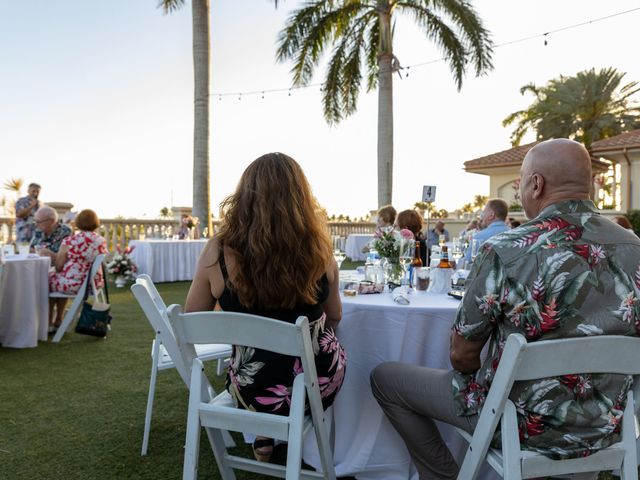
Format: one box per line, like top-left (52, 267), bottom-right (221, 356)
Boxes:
top-left (211, 6), bottom-right (640, 100)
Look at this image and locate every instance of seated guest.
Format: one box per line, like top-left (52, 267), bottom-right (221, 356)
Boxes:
top-left (14, 182), bottom-right (41, 242)
top-left (396, 209), bottom-right (427, 265)
top-left (363, 204), bottom-right (397, 254)
top-left (613, 215), bottom-right (633, 231)
top-left (426, 220), bottom-right (450, 260)
top-left (508, 217), bottom-right (522, 228)
top-left (32, 206), bottom-right (72, 260)
top-left (371, 139), bottom-right (640, 478)
top-left (186, 152), bottom-right (346, 462)
top-left (465, 198), bottom-right (509, 262)
top-left (49, 209), bottom-right (108, 331)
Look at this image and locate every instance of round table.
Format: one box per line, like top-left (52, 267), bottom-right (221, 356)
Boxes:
top-left (129, 239), bottom-right (209, 283)
top-left (302, 287), bottom-right (498, 479)
top-left (345, 234), bottom-right (374, 261)
top-left (0, 254), bottom-right (51, 348)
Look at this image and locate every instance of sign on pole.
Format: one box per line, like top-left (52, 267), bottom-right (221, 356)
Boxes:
top-left (422, 185), bottom-right (436, 203)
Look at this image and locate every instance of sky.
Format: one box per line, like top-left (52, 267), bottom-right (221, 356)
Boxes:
top-left (1, 0), bottom-right (640, 219)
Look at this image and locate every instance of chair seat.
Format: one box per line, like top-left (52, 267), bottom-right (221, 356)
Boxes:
top-left (156, 342), bottom-right (232, 370)
top-left (49, 292), bottom-right (75, 298)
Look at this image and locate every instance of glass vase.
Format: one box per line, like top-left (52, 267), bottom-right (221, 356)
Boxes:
top-left (382, 257), bottom-right (404, 287)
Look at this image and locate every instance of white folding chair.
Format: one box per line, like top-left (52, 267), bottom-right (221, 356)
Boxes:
top-left (168, 305), bottom-right (337, 480)
top-left (51, 253), bottom-right (107, 343)
top-left (456, 333), bottom-right (640, 480)
top-left (131, 275), bottom-right (232, 456)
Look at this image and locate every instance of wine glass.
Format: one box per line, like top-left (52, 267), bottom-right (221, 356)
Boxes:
top-left (451, 236), bottom-right (464, 265)
top-left (333, 250), bottom-right (346, 269)
top-left (438, 234), bottom-right (446, 248)
top-left (399, 239), bottom-right (415, 287)
top-left (470, 239), bottom-right (480, 263)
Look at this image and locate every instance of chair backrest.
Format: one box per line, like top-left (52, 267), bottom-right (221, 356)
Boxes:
top-left (131, 277), bottom-right (190, 385)
top-left (88, 253), bottom-right (106, 301)
top-left (167, 305), bottom-right (320, 401)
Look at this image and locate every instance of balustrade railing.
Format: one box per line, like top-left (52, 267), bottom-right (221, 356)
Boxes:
top-left (0, 217), bottom-right (378, 250)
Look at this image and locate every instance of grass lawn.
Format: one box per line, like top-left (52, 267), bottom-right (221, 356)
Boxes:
top-left (0, 274), bottom-right (618, 480)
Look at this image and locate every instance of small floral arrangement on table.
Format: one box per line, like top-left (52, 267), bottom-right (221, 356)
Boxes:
top-left (106, 245), bottom-right (138, 284)
top-left (372, 227), bottom-right (414, 285)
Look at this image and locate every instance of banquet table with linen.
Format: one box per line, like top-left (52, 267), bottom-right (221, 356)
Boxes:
top-left (302, 283), bottom-right (498, 479)
top-left (129, 239), bottom-right (208, 283)
top-left (0, 255), bottom-right (50, 348)
top-left (344, 234), bottom-right (373, 261)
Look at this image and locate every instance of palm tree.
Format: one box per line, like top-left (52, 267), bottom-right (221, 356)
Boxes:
top-left (276, 0), bottom-right (493, 207)
top-left (159, 0), bottom-right (211, 237)
top-left (503, 67), bottom-right (640, 148)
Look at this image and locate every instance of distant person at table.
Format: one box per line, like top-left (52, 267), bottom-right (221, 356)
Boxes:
top-left (464, 198), bottom-right (509, 263)
top-left (32, 206), bottom-right (72, 259)
top-left (613, 215), bottom-right (634, 232)
top-left (371, 138), bottom-right (640, 478)
top-left (425, 220), bottom-right (450, 261)
top-left (49, 209), bottom-right (108, 331)
top-left (14, 182), bottom-right (41, 242)
top-left (396, 209), bottom-right (427, 266)
top-left (186, 152), bottom-right (346, 462)
top-left (363, 204), bottom-right (397, 253)
top-left (508, 217), bottom-right (521, 229)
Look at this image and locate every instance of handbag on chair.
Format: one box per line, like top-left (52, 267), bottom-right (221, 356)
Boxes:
top-left (75, 262), bottom-right (111, 337)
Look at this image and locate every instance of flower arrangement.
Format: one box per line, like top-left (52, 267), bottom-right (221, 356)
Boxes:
top-left (372, 227), bottom-right (414, 285)
top-left (106, 245), bottom-right (138, 280)
top-left (182, 215), bottom-right (199, 229)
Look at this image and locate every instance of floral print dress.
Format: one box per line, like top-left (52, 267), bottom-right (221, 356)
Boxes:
top-left (218, 255), bottom-right (346, 416)
top-left (49, 231), bottom-right (108, 295)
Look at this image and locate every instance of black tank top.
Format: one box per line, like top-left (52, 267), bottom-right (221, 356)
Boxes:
top-left (217, 253), bottom-right (329, 323)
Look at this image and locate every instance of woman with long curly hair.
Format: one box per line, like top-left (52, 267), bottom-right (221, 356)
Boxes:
top-left (186, 152), bottom-right (346, 461)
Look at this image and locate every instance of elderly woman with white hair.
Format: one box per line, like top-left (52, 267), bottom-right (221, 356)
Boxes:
top-left (31, 206), bottom-right (73, 260)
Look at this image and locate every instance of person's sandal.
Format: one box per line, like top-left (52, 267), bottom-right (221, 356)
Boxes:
top-left (252, 438), bottom-right (274, 462)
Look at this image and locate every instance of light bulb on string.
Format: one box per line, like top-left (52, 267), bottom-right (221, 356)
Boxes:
top-left (261, 91), bottom-right (265, 99)
top-left (543, 33), bottom-right (548, 46)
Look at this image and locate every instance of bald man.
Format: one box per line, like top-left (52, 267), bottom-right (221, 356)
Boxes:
top-left (371, 139), bottom-right (640, 479)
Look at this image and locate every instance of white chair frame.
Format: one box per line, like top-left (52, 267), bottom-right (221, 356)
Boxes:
top-left (168, 305), bottom-right (337, 480)
top-left (456, 333), bottom-right (640, 480)
top-left (51, 253), bottom-right (107, 343)
top-left (131, 274), bottom-right (232, 456)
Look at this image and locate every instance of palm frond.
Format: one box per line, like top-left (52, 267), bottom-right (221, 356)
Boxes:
top-left (158, 0), bottom-right (185, 14)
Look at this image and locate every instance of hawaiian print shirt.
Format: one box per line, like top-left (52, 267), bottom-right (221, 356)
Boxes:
top-left (452, 200), bottom-right (640, 459)
top-left (15, 195), bottom-right (40, 242)
top-left (32, 223), bottom-right (72, 253)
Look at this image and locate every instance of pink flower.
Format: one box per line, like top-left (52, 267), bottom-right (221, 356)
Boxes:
top-left (399, 229), bottom-right (414, 240)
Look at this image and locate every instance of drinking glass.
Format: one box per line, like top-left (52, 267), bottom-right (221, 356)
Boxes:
top-left (333, 250), bottom-right (346, 269)
top-left (17, 242), bottom-right (30, 256)
top-left (399, 239), bottom-right (415, 286)
top-left (470, 239), bottom-right (480, 263)
top-left (451, 237), bottom-right (464, 263)
top-left (438, 234), bottom-right (446, 247)
top-left (202, 227), bottom-right (209, 238)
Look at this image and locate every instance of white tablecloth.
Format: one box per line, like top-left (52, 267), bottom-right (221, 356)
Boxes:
top-left (129, 240), bottom-right (208, 283)
top-left (0, 255), bottom-right (50, 348)
top-left (345, 234), bottom-right (373, 261)
top-left (302, 289), bottom-right (498, 479)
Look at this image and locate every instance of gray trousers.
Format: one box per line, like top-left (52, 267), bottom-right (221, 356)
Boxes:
top-left (370, 362), bottom-right (478, 480)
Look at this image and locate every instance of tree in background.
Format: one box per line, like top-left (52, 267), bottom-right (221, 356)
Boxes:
top-left (276, 0), bottom-right (493, 208)
top-left (158, 0), bottom-right (212, 237)
top-left (503, 67), bottom-right (640, 148)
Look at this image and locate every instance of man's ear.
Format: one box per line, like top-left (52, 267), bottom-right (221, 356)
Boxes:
top-left (531, 173), bottom-right (544, 199)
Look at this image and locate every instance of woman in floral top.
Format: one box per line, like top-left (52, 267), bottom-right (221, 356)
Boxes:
top-left (186, 153), bottom-right (346, 462)
top-left (49, 209), bottom-right (108, 330)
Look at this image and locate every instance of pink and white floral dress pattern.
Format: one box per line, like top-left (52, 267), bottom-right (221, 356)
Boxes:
top-left (49, 231), bottom-right (108, 295)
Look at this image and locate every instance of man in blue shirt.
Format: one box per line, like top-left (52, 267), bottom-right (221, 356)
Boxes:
top-left (465, 198), bottom-right (509, 263)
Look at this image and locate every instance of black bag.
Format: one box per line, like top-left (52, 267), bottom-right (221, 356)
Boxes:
top-left (75, 262), bottom-right (112, 337)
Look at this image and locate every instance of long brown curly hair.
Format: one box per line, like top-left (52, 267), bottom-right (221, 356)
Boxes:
top-left (216, 152), bottom-right (333, 310)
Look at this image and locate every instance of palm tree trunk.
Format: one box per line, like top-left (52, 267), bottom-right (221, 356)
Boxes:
top-left (191, 0), bottom-right (212, 237)
top-left (377, 3), bottom-right (393, 208)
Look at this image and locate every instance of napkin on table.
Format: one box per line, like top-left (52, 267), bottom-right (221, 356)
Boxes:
top-left (392, 288), bottom-right (410, 305)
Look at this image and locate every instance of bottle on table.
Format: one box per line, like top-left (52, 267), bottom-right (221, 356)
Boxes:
top-left (438, 245), bottom-right (453, 269)
top-left (409, 241), bottom-right (423, 287)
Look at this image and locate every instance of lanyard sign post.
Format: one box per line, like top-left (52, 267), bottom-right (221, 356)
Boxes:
top-left (422, 186), bottom-right (437, 244)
